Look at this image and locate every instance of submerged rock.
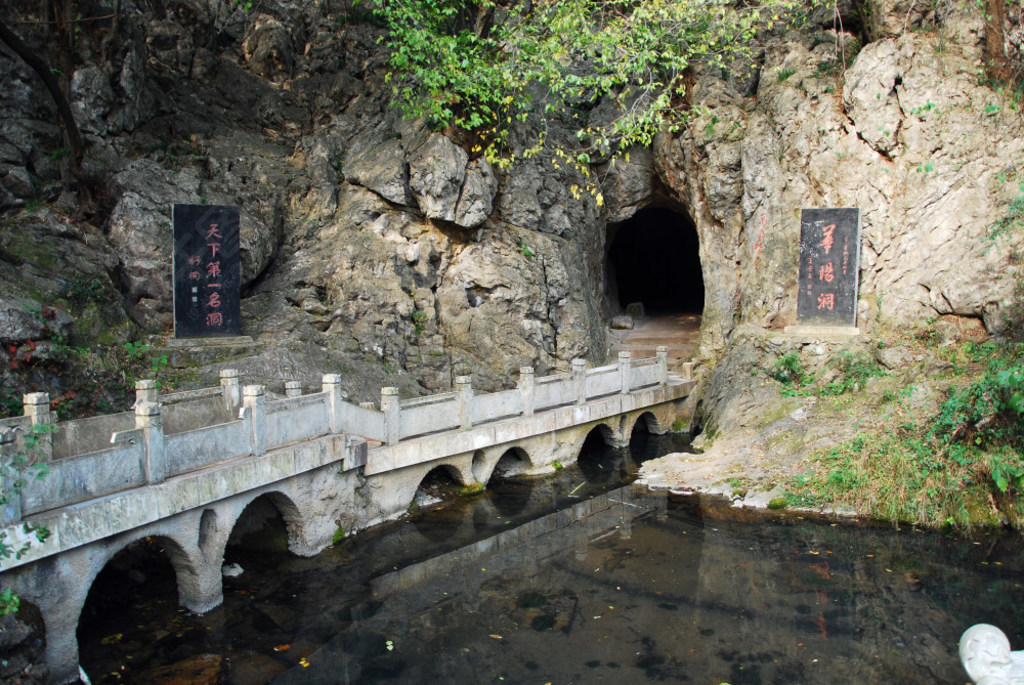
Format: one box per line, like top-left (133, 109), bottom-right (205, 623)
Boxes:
top-left (133, 653), bottom-right (225, 685)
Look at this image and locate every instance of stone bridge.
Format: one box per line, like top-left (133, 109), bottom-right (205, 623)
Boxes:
top-left (0, 349), bottom-right (693, 683)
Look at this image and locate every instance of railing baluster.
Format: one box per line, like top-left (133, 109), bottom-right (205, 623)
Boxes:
top-left (243, 385), bottom-right (267, 457)
top-left (572, 359), bottom-right (587, 404)
top-left (323, 374), bottom-right (345, 434)
top-left (619, 351), bottom-right (632, 394)
top-left (381, 387), bottom-right (400, 445)
top-left (656, 346), bottom-right (668, 386)
top-left (136, 401), bottom-right (166, 484)
top-left (519, 366), bottom-right (535, 416)
top-left (456, 375), bottom-right (473, 429)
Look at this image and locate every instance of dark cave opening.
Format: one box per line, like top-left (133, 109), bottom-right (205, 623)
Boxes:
top-left (607, 207), bottom-right (704, 315)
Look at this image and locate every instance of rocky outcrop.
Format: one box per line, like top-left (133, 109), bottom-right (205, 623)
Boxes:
top-left (653, 5), bottom-right (1024, 368)
top-left (0, 0), bottom-right (1022, 409)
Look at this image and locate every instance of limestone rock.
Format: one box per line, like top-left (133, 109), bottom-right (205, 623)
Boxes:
top-left (610, 314), bottom-right (634, 330)
top-left (0, 297), bottom-right (73, 342)
top-left (135, 653), bottom-right (225, 685)
top-left (145, 19), bottom-right (195, 76)
top-left (70, 66), bottom-right (115, 136)
top-left (1, 167), bottom-right (33, 198)
top-left (843, 39), bottom-right (902, 155)
top-left (107, 160), bottom-right (201, 324)
top-left (243, 15), bottom-right (295, 83)
top-left (408, 133), bottom-right (469, 222)
top-left (343, 134), bottom-right (415, 206)
top-left (601, 147), bottom-right (656, 223)
top-left (454, 157), bottom-right (497, 228)
top-left (498, 170), bottom-right (544, 230)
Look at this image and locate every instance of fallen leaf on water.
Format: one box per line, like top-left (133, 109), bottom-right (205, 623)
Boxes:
top-left (299, 657), bottom-right (310, 668)
top-left (273, 644), bottom-right (291, 652)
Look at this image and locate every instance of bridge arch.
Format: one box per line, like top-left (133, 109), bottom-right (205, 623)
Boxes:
top-left (631, 411), bottom-right (663, 437)
top-left (412, 465), bottom-right (467, 509)
top-left (577, 426), bottom-right (631, 485)
top-left (491, 447), bottom-right (532, 480)
top-left (77, 534), bottom-right (200, 668)
top-left (220, 491), bottom-right (308, 560)
top-left (86, 532), bottom-right (203, 610)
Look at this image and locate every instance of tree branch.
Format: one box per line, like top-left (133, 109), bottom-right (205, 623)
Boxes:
top-left (0, 17), bottom-right (84, 174)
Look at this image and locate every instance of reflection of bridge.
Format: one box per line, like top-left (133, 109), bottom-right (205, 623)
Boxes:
top-left (0, 350), bottom-right (692, 683)
top-left (273, 483), bottom-right (666, 684)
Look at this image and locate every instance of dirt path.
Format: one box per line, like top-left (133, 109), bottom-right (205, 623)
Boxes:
top-left (606, 312), bottom-right (700, 367)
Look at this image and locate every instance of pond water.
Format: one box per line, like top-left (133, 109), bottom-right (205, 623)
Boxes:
top-left (78, 431), bottom-right (1024, 684)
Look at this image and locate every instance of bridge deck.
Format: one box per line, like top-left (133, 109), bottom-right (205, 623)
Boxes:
top-left (0, 357), bottom-right (693, 573)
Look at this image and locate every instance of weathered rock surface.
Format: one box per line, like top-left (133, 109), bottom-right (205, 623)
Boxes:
top-left (408, 133), bottom-right (469, 222)
top-left (0, 0), bottom-right (1022, 430)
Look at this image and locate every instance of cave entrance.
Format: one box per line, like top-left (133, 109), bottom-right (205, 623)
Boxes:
top-left (606, 206), bottom-right (703, 315)
top-left (605, 206), bottom-right (703, 365)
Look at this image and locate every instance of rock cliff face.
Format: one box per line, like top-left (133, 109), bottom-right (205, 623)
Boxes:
top-left (657, 7), bottom-right (1023, 361)
top-left (0, 0), bottom-right (1022, 408)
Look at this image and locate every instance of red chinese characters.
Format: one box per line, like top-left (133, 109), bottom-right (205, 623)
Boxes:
top-left (820, 224), bottom-right (835, 254)
top-left (754, 211), bottom-right (768, 262)
top-left (185, 222), bottom-right (225, 329)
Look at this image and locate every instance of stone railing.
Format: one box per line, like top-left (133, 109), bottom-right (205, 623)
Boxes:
top-left (0, 348), bottom-right (690, 525)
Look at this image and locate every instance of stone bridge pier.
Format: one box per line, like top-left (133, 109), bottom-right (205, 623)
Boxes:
top-left (3, 460), bottom-right (371, 683)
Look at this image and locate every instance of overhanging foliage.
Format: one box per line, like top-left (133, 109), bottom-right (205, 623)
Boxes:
top-left (379, 0), bottom-right (832, 186)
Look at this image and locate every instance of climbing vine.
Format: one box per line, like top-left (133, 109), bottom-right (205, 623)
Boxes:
top-left (379, 0), bottom-right (832, 192)
top-left (0, 424), bottom-right (53, 615)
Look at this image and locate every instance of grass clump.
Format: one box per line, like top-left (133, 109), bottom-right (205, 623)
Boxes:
top-left (787, 344), bottom-right (1024, 527)
top-left (764, 350), bottom-right (885, 398)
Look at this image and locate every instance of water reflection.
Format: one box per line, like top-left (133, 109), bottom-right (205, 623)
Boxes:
top-left (272, 492), bottom-right (1024, 685)
top-left (77, 432), bottom-right (1024, 685)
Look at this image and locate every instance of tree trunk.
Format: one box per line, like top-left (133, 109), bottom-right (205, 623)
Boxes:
top-left (0, 18), bottom-right (85, 174)
top-left (985, 0), bottom-right (1010, 83)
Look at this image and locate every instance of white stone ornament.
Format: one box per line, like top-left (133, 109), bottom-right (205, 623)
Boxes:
top-left (960, 624), bottom-right (1024, 685)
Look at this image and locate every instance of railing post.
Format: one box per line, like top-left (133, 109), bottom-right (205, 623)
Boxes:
top-left (221, 369), bottom-right (241, 414)
top-left (572, 358), bottom-right (587, 405)
top-left (135, 401), bottom-right (166, 484)
top-left (381, 387), bottom-right (400, 445)
top-left (518, 367), bottom-right (535, 416)
top-left (455, 375), bottom-right (474, 429)
top-left (681, 361), bottom-right (694, 382)
top-left (323, 374), bottom-right (345, 434)
top-left (0, 429), bottom-right (22, 525)
top-left (23, 392), bottom-right (52, 462)
top-left (284, 380), bottom-right (303, 398)
top-left (618, 351), bottom-right (632, 394)
top-left (243, 385), bottom-right (267, 457)
top-left (656, 346), bottom-right (669, 386)
top-left (135, 379), bottom-right (158, 405)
